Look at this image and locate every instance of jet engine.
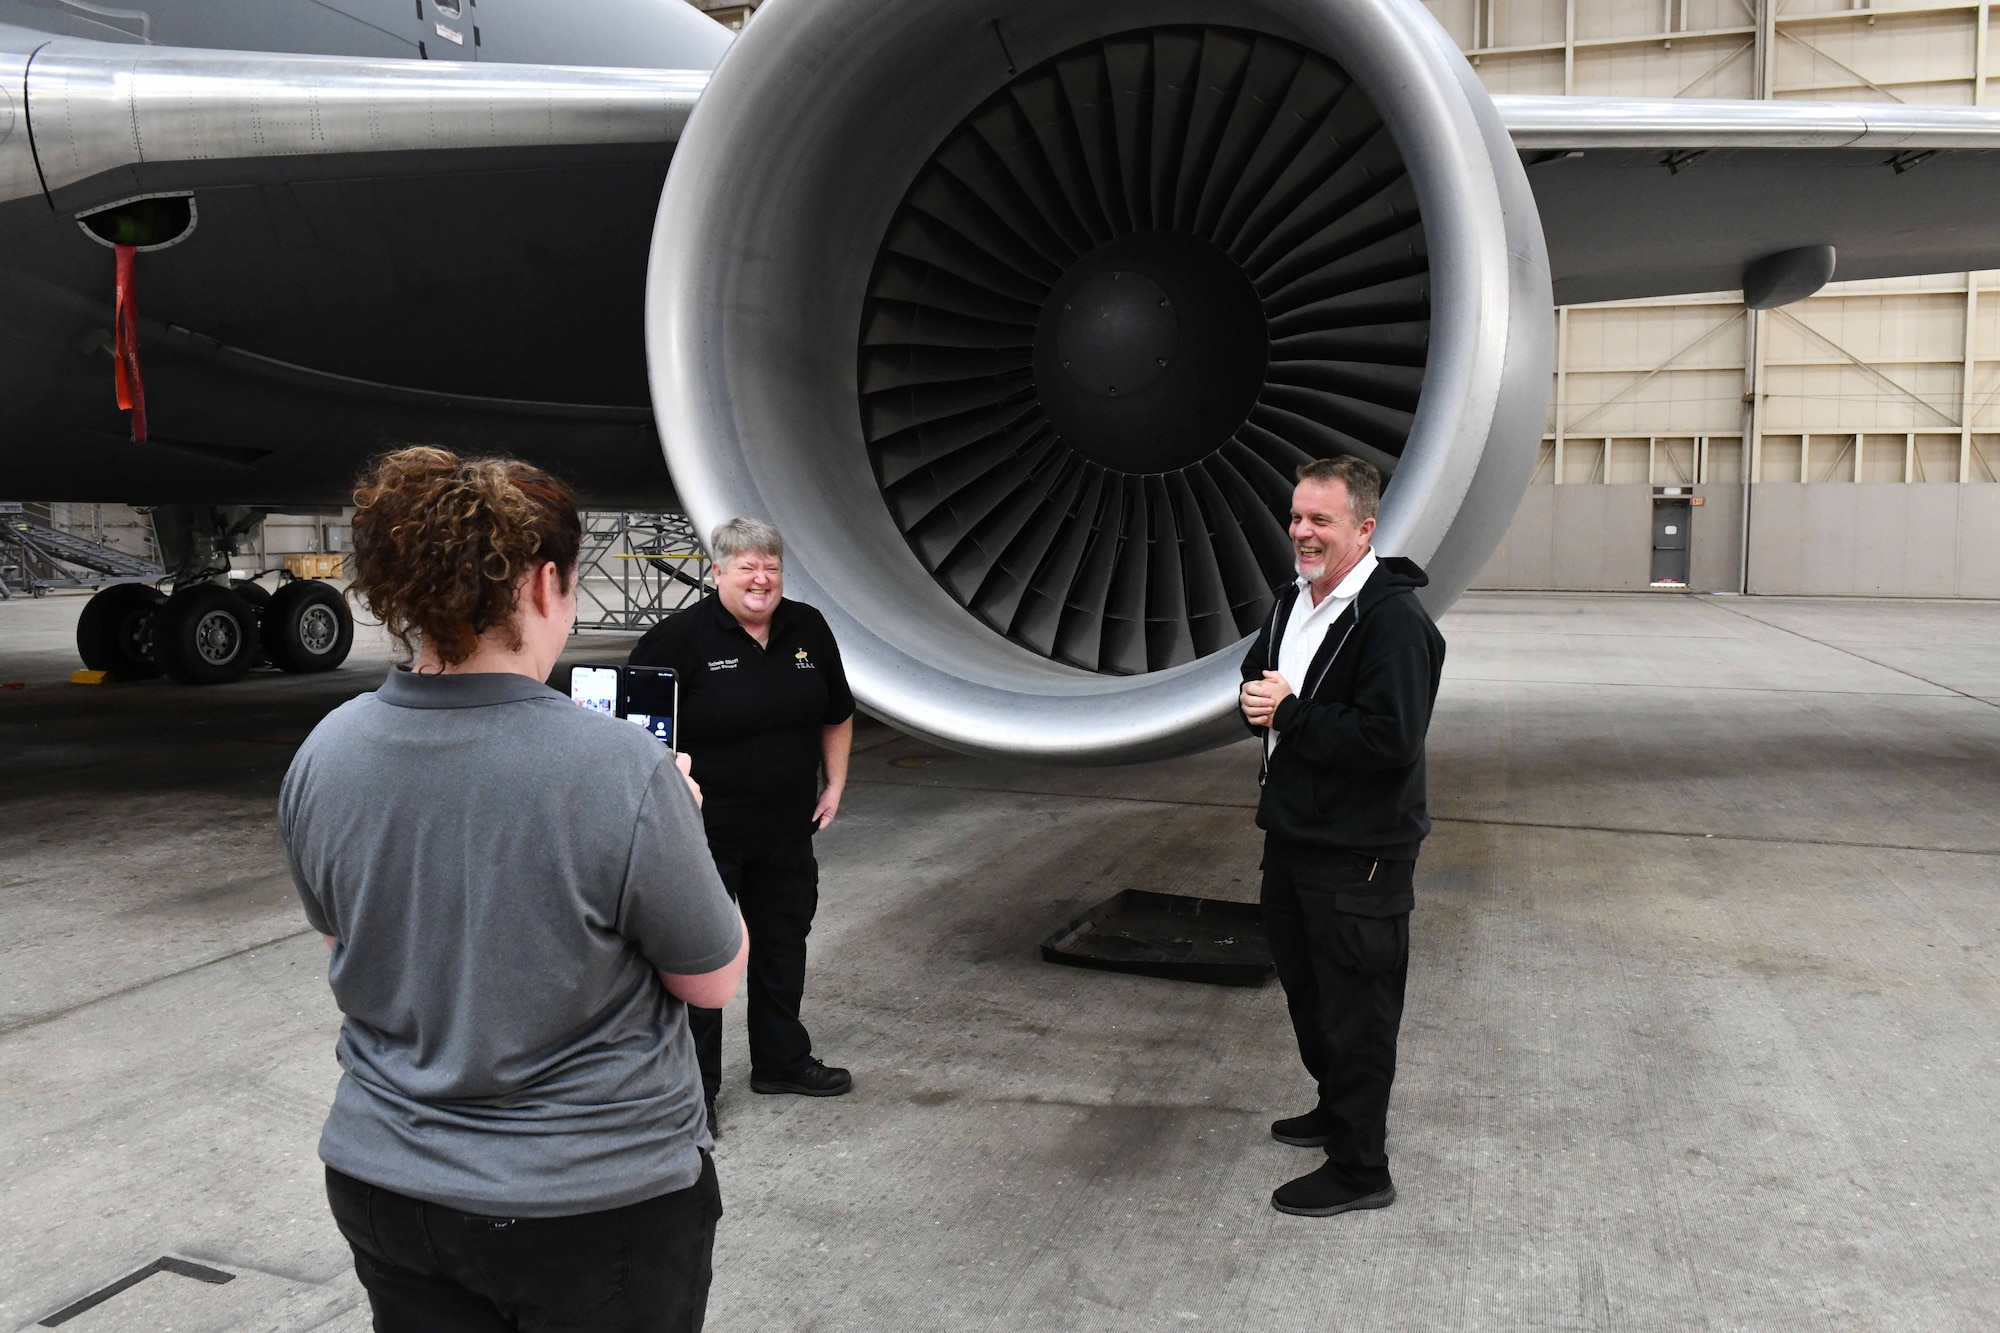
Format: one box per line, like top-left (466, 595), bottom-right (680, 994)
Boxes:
top-left (647, 0), bottom-right (1553, 763)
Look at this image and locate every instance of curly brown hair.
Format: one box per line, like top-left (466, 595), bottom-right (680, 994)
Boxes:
top-left (349, 446), bottom-right (582, 666)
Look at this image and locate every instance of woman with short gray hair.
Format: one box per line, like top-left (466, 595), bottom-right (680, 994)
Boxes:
top-left (629, 516), bottom-right (856, 1132)
top-left (708, 515), bottom-right (784, 566)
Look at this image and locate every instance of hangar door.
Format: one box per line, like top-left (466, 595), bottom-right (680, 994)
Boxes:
top-left (1651, 497), bottom-right (1690, 588)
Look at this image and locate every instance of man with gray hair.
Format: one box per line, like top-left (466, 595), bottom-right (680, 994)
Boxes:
top-left (630, 516), bottom-right (856, 1132)
top-left (1238, 456), bottom-right (1446, 1218)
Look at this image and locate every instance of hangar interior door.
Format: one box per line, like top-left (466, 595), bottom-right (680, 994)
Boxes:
top-left (1651, 498), bottom-right (1690, 588)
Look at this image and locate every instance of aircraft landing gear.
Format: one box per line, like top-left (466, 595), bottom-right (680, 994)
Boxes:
top-left (75, 575), bottom-right (355, 683)
top-left (71, 504), bottom-right (357, 684)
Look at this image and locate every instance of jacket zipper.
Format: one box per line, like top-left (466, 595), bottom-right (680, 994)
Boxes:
top-left (1304, 618), bottom-right (1358, 701)
top-left (1256, 590), bottom-right (1290, 787)
top-left (1258, 593), bottom-right (1361, 787)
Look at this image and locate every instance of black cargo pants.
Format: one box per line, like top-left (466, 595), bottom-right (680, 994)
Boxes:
top-left (1260, 836), bottom-right (1414, 1193)
top-left (689, 833), bottom-right (819, 1099)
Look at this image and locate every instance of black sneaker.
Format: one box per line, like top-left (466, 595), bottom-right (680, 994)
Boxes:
top-left (1271, 1162), bottom-right (1395, 1218)
top-left (750, 1058), bottom-right (853, 1097)
top-left (1270, 1109), bottom-right (1331, 1147)
top-left (705, 1100), bottom-right (720, 1140)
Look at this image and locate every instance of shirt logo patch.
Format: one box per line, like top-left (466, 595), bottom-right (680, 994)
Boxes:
top-left (794, 648), bottom-right (815, 670)
top-left (708, 658), bottom-right (738, 671)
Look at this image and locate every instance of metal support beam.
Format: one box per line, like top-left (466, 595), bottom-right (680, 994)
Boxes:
top-left (1961, 278), bottom-right (1980, 483)
top-left (1978, 0), bottom-right (1993, 105)
top-left (1757, 0), bottom-right (1778, 99)
top-left (1554, 306), bottom-right (1571, 482)
top-left (1565, 0), bottom-right (1577, 94)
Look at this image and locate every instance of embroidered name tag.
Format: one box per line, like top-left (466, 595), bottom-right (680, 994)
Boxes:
top-left (708, 658), bottom-right (738, 671)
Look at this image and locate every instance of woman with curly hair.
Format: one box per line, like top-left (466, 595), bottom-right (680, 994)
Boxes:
top-left (279, 446), bottom-right (746, 1333)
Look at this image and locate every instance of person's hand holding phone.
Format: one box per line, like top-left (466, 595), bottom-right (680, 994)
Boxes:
top-left (676, 751), bottom-right (702, 809)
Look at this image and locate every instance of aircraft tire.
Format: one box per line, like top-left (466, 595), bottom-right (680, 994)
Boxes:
top-left (263, 580), bottom-right (354, 674)
top-left (157, 584), bottom-right (260, 685)
top-left (75, 582), bottom-right (166, 680)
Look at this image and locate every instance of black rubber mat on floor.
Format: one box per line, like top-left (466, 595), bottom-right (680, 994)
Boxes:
top-left (1041, 890), bottom-right (1273, 987)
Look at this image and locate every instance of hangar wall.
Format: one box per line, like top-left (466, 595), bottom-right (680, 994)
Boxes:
top-left (1432, 0), bottom-right (2000, 596)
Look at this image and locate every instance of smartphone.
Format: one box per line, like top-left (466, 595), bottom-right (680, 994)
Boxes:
top-left (569, 664), bottom-right (619, 716)
top-left (621, 665), bottom-right (678, 750)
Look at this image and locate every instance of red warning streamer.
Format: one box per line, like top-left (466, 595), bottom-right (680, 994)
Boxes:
top-left (113, 242), bottom-right (148, 443)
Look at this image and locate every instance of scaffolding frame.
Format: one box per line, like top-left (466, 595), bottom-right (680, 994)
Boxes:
top-left (572, 512), bottom-right (711, 632)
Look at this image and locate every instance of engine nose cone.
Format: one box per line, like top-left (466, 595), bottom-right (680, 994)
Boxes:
top-left (1032, 231), bottom-right (1270, 477)
top-left (1054, 270), bottom-right (1176, 399)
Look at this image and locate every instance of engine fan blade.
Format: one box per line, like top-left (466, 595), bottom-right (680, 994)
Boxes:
top-left (857, 24), bottom-right (1429, 675)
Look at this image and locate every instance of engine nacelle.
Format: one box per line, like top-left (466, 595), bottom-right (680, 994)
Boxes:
top-left (647, 0), bottom-right (1552, 763)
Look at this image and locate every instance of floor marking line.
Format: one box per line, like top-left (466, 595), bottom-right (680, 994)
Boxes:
top-left (38, 1256), bottom-right (233, 1327)
top-left (0, 929), bottom-right (317, 1037)
top-left (1441, 675), bottom-right (1987, 699)
top-left (1430, 812), bottom-right (2000, 857)
top-left (846, 776), bottom-right (2000, 857)
top-left (1695, 597), bottom-right (2000, 710)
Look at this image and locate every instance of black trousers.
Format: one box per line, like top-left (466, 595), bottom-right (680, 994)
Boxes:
top-left (690, 833), bottom-right (819, 1100)
top-left (325, 1155), bottom-right (721, 1333)
top-left (1260, 843), bottom-right (1413, 1193)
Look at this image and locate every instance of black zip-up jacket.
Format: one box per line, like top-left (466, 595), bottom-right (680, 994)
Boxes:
top-left (1240, 555), bottom-right (1446, 860)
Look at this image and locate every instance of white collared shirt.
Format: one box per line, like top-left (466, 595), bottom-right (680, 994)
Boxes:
top-left (1267, 548), bottom-right (1377, 757)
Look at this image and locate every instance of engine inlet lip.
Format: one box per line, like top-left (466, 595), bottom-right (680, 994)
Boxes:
top-left (648, 0), bottom-right (1551, 761)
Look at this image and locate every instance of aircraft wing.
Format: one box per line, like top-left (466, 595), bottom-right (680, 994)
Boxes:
top-left (1495, 95), bottom-right (2000, 305)
top-left (10, 31), bottom-right (2000, 308)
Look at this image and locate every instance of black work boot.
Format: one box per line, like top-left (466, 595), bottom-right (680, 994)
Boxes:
top-left (1272, 1162), bottom-right (1395, 1217)
top-left (751, 1057), bottom-right (853, 1097)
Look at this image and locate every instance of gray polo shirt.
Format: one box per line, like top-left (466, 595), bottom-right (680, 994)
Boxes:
top-left (279, 668), bottom-right (740, 1217)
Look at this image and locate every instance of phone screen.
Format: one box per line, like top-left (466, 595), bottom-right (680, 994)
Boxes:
top-left (570, 664), bottom-right (619, 716)
top-left (622, 666), bottom-right (677, 749)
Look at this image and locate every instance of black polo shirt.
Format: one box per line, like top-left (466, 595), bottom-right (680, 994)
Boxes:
top-left (629, 593), bottom-right (854, 849)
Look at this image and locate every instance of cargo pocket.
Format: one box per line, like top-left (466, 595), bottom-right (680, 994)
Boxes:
top-left (1330, 913), bottom-right (1409, 976)
top-left (1289, 858), bottom-right (1413, 976)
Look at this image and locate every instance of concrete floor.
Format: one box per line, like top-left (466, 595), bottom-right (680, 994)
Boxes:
top-left (2, 588), bottom-right (1997, 1330)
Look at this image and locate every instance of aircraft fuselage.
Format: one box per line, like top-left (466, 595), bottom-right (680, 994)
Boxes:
top-left (0, 0), bottom-right (729, 508)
